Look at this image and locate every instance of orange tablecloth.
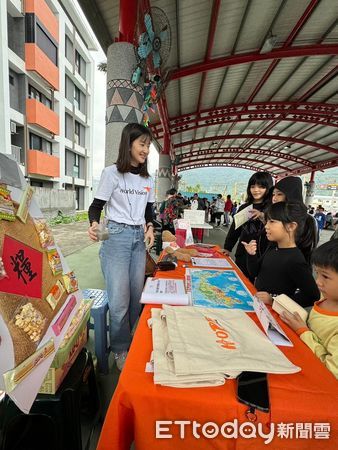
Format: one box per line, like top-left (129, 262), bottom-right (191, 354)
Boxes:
top-left (97, 249), bottom-right (338, 450)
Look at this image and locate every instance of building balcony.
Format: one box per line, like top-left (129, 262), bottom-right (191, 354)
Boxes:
top-left (27, 149), bottom-right (60, 178)
top-left (25, 43), bottom-right (59, 90)
top-left (26, 98), bottom-right (59, 135)
top-left (25, 0), bottom-right (59, 42)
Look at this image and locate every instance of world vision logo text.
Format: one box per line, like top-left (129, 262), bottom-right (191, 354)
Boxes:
top-left (120, 188), bottom-right (148, 195)
top-left (205, 317), bottom-right (237, 350)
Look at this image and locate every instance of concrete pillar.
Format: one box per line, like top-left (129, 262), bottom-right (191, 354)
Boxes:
top-left (305, 180), bottom-right (315, 206)
top-left (304, 171), bottom-right (315, 206)
top-left (0, 0), bottom-right (11, 155)
top-left (105, 42), bottom-right (144, 167)
top-left (157, 153), bottom-right (171, 201)
top-left (172, 174), bottom-right (180, 191)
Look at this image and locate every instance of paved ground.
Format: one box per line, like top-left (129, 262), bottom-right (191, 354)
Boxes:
top-left (51, 221), bottom-right (94, 257)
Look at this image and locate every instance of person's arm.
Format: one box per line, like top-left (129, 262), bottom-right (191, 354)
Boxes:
top-left (299, 330), bottom-right (338, 377)
top-left (223, 204), bottom-right (247, 251)
top-left (144, 202), bottom-right (154, 225)
top-left (144, 179), bottom-right (156, 248)
top-left (288, 260), bottom-right (321, 307)
top-left (88, 198), bottom-right (106, 225)
top-left (282, 311), bottom-right (338, 377)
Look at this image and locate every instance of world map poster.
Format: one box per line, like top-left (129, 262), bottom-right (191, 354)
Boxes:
top-left (189, 269), bottom-right (254, 311)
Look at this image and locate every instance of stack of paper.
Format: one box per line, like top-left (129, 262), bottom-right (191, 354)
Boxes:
top-left (140, 278), bottom-right (189, 305)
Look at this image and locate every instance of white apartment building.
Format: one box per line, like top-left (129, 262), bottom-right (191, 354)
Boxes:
top-left (0, 0), bottom-right (98, 211)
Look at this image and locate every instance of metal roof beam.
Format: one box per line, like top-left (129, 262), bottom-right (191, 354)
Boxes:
top-left (178, 156), bottom-right (287, 171)
top-left (170, 44), bottom-right (338, 80)
top-left (174, 134), bottom-right (338, 155)
top-left (277, 157), bottom-right (338, 177)
top-left (179, 163), bottom-right (273, 173)
top-left (297, 66), bottom-right (338, 102)
top-left (178, 147), bottom-right (313, 167)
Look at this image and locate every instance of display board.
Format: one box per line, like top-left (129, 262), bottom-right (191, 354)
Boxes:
top-left (0, 155), bottom-right (83, 413)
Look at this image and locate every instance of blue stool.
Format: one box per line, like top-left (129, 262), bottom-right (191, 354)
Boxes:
top-left (83, 289), bottom-right (110, 374)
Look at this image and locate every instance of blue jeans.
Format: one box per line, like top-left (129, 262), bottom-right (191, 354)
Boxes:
top-left (99, 221), bottom-right (146, 353)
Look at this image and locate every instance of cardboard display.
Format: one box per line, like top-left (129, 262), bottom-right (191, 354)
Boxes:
top-left (0, 172), bottom-right (83, 413)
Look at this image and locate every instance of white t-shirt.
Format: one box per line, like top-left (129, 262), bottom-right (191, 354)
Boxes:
top-left (95, 165), bottom-right (155, 225)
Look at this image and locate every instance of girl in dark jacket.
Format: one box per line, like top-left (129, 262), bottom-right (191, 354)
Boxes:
top-left (224, 172), bottom-right (273, 280)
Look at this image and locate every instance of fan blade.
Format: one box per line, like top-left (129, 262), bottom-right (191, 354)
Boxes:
top-left (152, 51), bottom-right (161, 68)
top-left (138, 34), bottom-right (153, 59)
top-left (159, 30), bottom-right (168, 42)
top-left (144, 14), bottom-right (154, 41)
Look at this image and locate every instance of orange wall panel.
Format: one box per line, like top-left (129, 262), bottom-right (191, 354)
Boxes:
top-left (26, 98), bottom-right (59, 135)
top-left (27, 150), bottom-right (60, 178)
top-left (25, 0), bottom-right (59, 42)
top-left (25, 43), bottom-right (59, 90)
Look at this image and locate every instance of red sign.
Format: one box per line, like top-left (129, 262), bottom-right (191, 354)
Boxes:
top-left (0, 235), bottom-right (43, 298)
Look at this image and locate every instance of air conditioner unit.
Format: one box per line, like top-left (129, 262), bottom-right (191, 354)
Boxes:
top-left (10, 122), bottom-right (17, 134)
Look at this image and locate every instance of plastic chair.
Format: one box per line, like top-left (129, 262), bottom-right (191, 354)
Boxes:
top-left (0, 349), bottom-right (100, 450)
top-left (83, 289), bottom-right (110, 374)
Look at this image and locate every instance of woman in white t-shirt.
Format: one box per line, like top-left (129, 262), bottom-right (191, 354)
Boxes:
top-left (88, 123), bottom-right (155, 370)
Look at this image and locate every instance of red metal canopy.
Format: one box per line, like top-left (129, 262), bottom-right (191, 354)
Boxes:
top-left (79, 0), bottom-right (338, 177)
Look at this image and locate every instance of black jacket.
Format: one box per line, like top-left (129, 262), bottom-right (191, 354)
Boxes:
top-left (224, 202), bottom-right (269, 260)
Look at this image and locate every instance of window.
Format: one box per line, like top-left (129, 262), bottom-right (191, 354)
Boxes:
top-left (75, 50), bottom-right (81, 73)
top-left (65, 150), bottom-right (84, 179)
top-left (74, 85), bottom-right (81, 110)
top-left (73, 153), bottom-right (79, 177)
top-left (30, 133), bottom-right (42, 150)
top-left (65, 35), bottom-right (73, 63)
top-left (74, 121), bottom-right (80, 145)
top-left (9, 75), bottom-right (14, 86)
top-left (74, 121), bottom-right (85, 147)
top-left (30, 180), bottom-right (43, 187)
top-left (75, 50), bottom-right (86, 79)
top-left (36, 23), bottom-right (58, 66)
top-left (29, 133), bottom-right (52, 155)
top-left (42, 97), bottom-right (52, 109)
top-left (29, 85), bottom-right (52, 110)
top-left (29, 85), bottom-right (41, 102)
top-left (65, 113), bottom-right (73, 140)
top-left (44, 140), bottom-right (52, 155)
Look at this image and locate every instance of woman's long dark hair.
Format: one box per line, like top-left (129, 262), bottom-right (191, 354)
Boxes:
top-left (245, 171), bottom-right (273, 206)
top-left (265, 201), bottom-right (317, 263)
top-left (116, 123), bottom-right (152, 177)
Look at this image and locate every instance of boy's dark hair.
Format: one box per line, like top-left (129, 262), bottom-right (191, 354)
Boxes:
top-left (312, 239), bottom-right (338, 273)
top-left (116, 123), bottom-right (152, 176)
top-left (166, 188), bottom-right (177, 196)
top-left (265, 201), bottom-right (308, 243)
top-left (246, 171), bottom-right (273, 205)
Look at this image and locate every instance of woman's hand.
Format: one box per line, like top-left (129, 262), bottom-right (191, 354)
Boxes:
top-left (250, 209), bottom-right (264, 221)
top-left (280, 311), bottom-right (307, 331)
top-left (88, 221), bottom-right (99, 241)
top-left (255, 291), bottom-right (273, 304)
top-left (220, 249), bottom-right (231, 256)
top-left (144, 226), bottom-right (155, 249)
top-left (241, 240), bottom-right (257, 255)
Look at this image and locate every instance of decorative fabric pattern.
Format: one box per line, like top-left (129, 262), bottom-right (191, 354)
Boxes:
top-left (106, 79), bottom-right (144, 124)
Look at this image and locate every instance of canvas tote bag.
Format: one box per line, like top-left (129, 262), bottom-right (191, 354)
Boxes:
top-left (162, 305), bottom-right (300, 376)
top-left (150, 309), bottom-right (226, 387)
